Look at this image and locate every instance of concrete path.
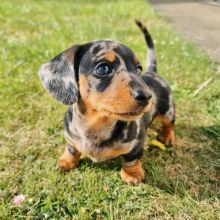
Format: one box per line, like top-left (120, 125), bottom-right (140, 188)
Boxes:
top-left (148, 0), bottom-right (220, 63)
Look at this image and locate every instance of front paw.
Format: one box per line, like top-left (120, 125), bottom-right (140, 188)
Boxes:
top-left (120, 161), bottom-right (145, 184)
top-left (58, 158), bottom-right (79, 172)
top-left (159, 129), bottom-right (175, 147)
top-left (58, 148), bottom-right (81, 172)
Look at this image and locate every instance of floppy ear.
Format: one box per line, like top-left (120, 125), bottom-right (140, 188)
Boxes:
top-left (39, 45), bottom-right (81, 105)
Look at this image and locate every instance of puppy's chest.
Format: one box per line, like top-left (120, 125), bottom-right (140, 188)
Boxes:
top-left (71, 119), bottom-right (115, 147)
top-left (66, 117), bottom-right (141, 162)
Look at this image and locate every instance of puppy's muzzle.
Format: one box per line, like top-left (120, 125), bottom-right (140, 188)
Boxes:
top-left (132, 89), bottom-right (152, 107)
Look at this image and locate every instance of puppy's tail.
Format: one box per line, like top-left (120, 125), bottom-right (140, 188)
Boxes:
top-left (135, 19), bottom-right (157, 73)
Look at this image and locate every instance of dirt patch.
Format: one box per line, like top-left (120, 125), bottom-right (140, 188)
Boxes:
top-left (149, 0), bottom-right (220, 62)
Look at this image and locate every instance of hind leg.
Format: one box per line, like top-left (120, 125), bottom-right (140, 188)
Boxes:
top-left (157, 97), bottom-right (175, 146)
top-left (158, 116), bottom-right (175, 146)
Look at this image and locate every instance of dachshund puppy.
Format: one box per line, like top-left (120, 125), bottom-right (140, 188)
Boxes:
top-left (39, 20), bottom-right (175, 184)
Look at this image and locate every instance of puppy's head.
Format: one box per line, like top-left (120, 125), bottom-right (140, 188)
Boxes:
top-left (39, 40), bottom-right (152, 120)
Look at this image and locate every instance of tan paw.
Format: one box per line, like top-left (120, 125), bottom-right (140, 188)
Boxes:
top-left (120, 168), bottom-right (144, 184)
top-left (120, 161), bottom-right (145, 184)
top-left (58, 148), bottom-right (81, 172)
top-left (160, 130), bottom-right (175, 147)
top-left (58, 158), bottom-right (78, 172)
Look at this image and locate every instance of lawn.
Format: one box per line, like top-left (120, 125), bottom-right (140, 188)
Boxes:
top-left (0, 0), bottom-right (220, 219)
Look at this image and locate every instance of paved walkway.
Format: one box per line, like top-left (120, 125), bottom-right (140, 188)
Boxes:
top-left (149, 0), bottom-right (220, 63)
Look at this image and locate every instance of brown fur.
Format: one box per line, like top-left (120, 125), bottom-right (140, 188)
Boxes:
top-left (79, 75), bottom-right (90, 100)
top-left (104, 53), bottom-right (116, 62)
top-left (120, 160), bottom-right (145, 184)
top-left (157, 116), bottom-right (175, 146)
top-left (91, 145), bottom-right (133, 161)
top-left (133, 57), bottom-right (139, 65)
top-left (85, 73), bottom-right (149, 118)
top-left (39, 27), bottom-right (175, 185)
top-left (58, 146), bottom-right (81, 171)
top-left (79, 75), bottom-right (115, 130)
top-left (78, 72), bottom-right (153, 135)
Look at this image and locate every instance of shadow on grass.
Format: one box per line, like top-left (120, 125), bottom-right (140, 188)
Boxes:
top-left (70, 123), bottom-right (219, 200)
top-left (201, 125), bottom-right (220, 140)
top-left (144, 123), bottom-right (220, 200)
top-left (78, 157), bottom-right (122, 172)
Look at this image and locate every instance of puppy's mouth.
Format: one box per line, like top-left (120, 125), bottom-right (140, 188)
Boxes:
top-left (113, 111), bottom-right (143, 116)
top-left (102, 108), bottom-right (146, 120)
top-left (107, 100), bottom-right (152, 118)
top-left (98, 100), bottom-right (152, 120)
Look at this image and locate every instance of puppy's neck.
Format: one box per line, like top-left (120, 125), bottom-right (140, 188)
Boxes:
top-left (74, 101), bottom-right (116, 132)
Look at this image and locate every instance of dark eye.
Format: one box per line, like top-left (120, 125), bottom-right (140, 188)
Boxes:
top-left (136, 65), bottom-right (142, 74)
top-left (96, 63), bottom-right (112, 76)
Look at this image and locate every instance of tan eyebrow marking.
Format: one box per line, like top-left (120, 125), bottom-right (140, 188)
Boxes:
top-left (134, 57), bottom-right (139, 64)
top-left (103, 53), bottom-right (116, 62)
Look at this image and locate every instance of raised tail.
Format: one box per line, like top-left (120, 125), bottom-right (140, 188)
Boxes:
top-left (135, 19), bottom-right (157, 73)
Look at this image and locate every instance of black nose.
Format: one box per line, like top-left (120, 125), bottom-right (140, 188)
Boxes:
top-left (132, 90), bottom-right (152, 106)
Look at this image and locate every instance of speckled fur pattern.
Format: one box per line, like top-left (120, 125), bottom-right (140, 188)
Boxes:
top-left (39, 20), bottom-right (175, 184)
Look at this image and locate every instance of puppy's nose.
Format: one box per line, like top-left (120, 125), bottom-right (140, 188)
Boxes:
top-left (132, 90), bottom-right (152, 106)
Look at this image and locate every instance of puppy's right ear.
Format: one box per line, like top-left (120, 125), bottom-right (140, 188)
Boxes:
top-left (39, 45), bottom-right (81, 105)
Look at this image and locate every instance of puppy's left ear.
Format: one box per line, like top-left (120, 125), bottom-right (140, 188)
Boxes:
top-left (39, 45), bottom-right (81, 105)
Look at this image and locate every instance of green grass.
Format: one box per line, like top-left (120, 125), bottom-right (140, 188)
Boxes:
top-left (0, 0), bottom-right (220, 219)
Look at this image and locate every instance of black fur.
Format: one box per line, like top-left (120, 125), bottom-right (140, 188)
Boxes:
top-left (123, 143), bottom-right (143, 162)
top-left (123, 121), bottom-right (137, 143)
top-left (39, 46), bottom-right (80, 105)
top-left (39, 21), bottom-right (175, 178)
top-left (99, 121), bottom-right (127, 148)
